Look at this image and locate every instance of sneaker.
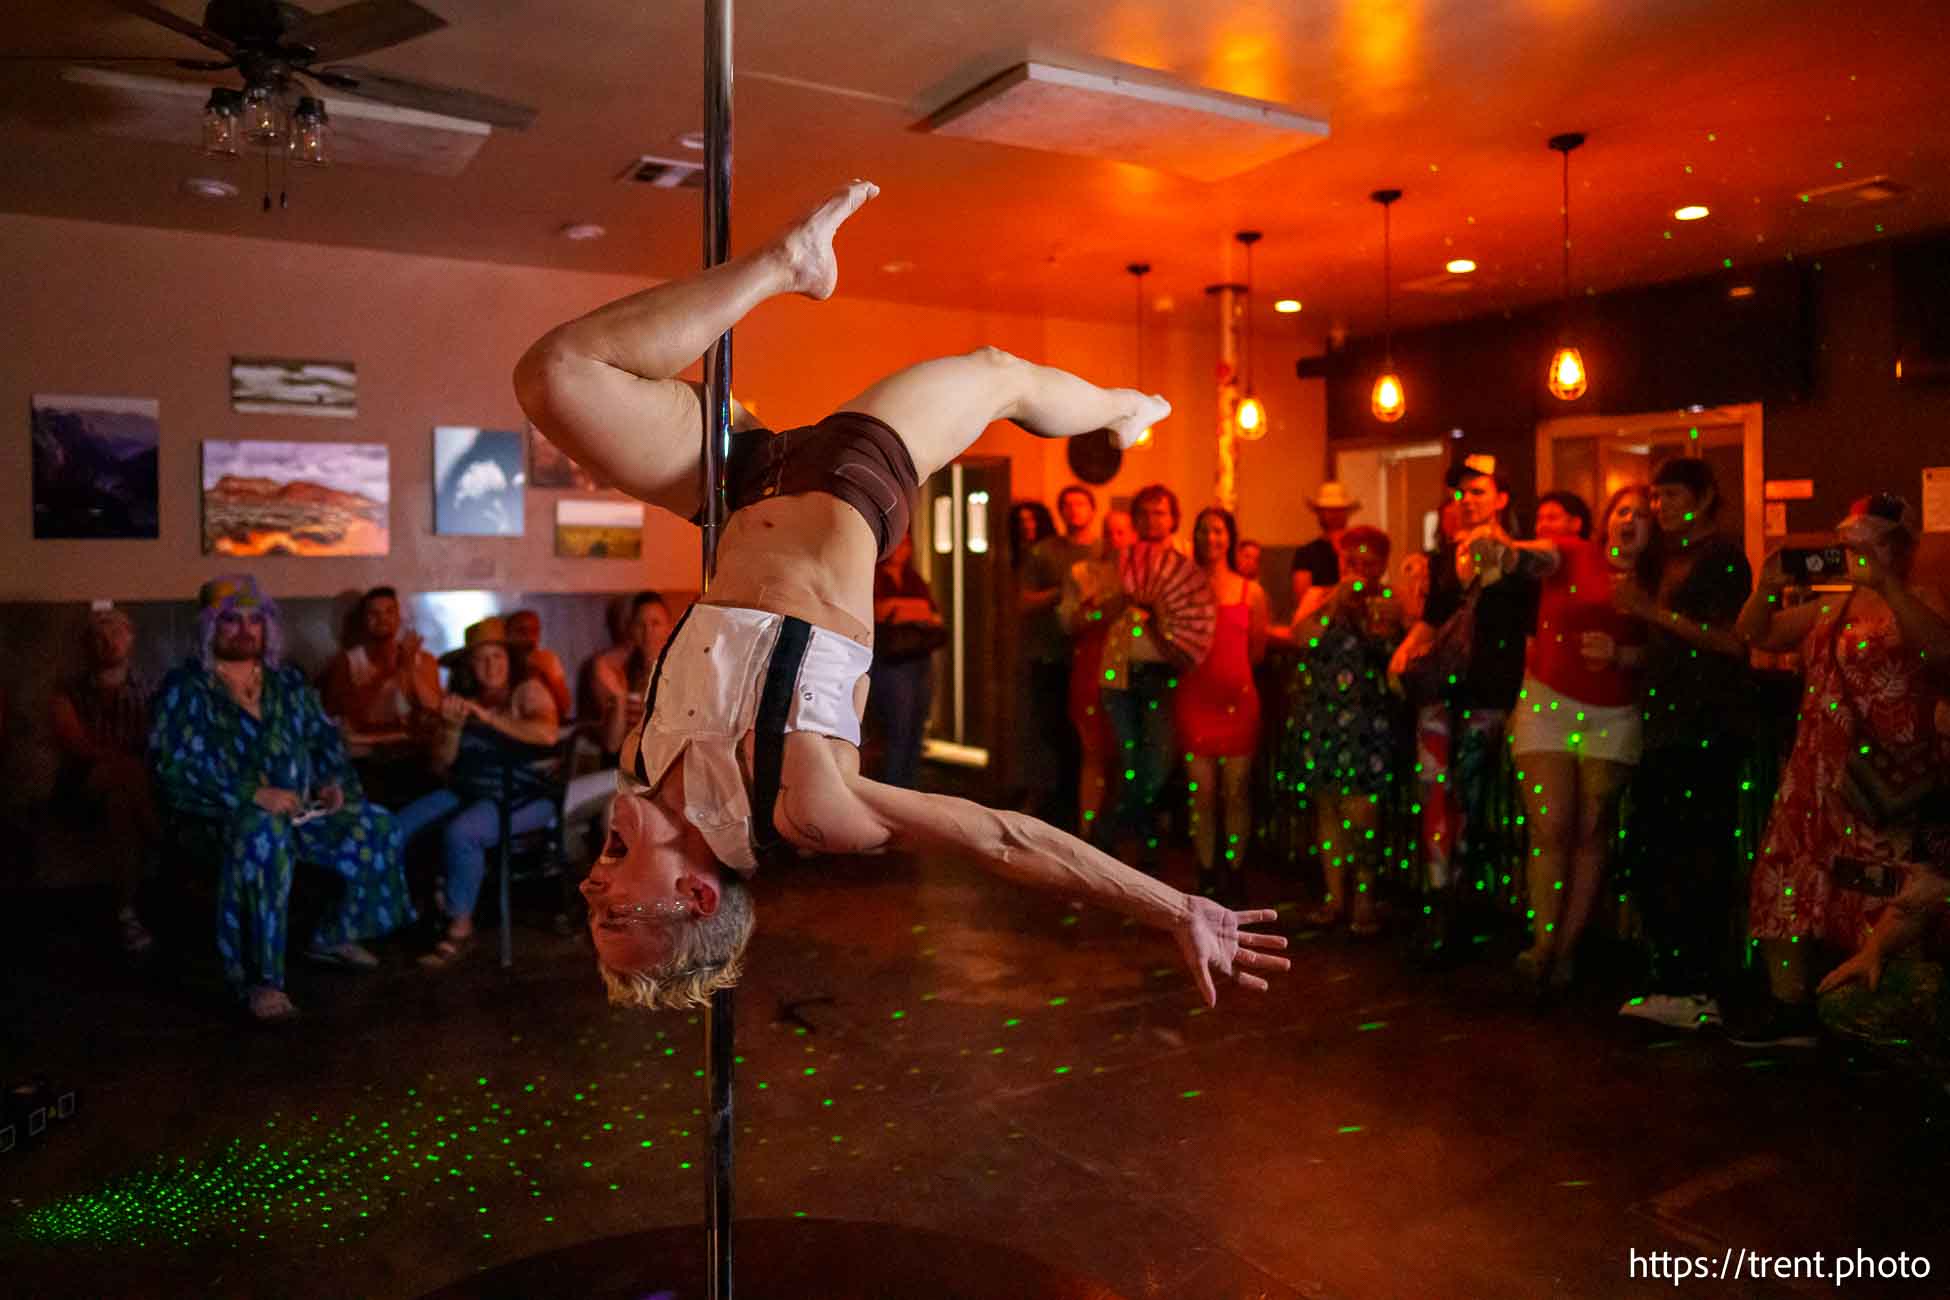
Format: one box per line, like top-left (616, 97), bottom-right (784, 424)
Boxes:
top-left (1726, 1001), bottom-right (1818, 1048)
top-left (1619, 993), bottom-right (1723, 1031)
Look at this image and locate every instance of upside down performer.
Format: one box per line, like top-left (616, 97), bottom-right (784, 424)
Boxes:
top-left (514, 180), bottom-right (1290, 1011)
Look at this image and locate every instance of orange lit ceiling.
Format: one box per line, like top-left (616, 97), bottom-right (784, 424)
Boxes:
top-left (2, 0), bottom-right (1946, 345)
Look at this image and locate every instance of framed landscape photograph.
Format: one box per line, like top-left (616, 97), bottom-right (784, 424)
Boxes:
top-left (555, 499), bottom-right (642, 558)
top-left (433, 426), bottom-right (525, 536)
top-left (230, 356), bottom-right (358, 419)
top-left (31, 393), bottom-right (160, 539)
top-left (202, 439), bottom-right (389, 556)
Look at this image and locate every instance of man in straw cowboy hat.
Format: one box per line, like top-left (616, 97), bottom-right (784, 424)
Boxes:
top-left (1290, 481), bottom-right (1361, 620)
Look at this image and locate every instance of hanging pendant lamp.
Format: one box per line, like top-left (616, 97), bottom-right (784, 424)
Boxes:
top-left (1126, 262), bottom-right (1154, 449)
top-left (1547, 132), bottom-right (1589, 401)
top-left (1370, 189), bottom-right (1405, 423)
top-left (1234, 230), bottom-right (1267, 440)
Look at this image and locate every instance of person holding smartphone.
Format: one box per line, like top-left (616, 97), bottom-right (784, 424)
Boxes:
top-left (1461, 485), bottom-right (1659, 988)
top-left (1729, 493), bottom-right (1950, 1046)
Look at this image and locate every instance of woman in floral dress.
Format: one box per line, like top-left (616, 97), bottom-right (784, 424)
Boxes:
top-left (1290, 527), bottom-right (1408, 934)
top-left (1734, 494), bottom-right (1950, 1044)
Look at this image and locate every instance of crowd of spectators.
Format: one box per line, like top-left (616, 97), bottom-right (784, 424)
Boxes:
top-left (1008, 458), bottom-right (1950, 1057)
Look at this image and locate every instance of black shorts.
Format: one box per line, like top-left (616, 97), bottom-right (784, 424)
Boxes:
top-left (691, 389), bottom-right (919, 562)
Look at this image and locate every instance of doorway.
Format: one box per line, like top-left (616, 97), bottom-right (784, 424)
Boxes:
top-left (1330, 440), bottom-right (1448, 576)
top-left (1534, 404), bottom-right (1764, 569)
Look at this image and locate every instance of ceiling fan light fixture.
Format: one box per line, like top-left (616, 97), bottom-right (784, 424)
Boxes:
top-left (289, 96), bottom-right (329, 166)
top-left (241, 82), bottom-right (284, 147)
top-left (202, 87), bottom-right (242, 156)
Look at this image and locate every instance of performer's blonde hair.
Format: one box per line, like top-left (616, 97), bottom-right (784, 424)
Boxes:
top-left (598, 874), bottom-right (756, 1011)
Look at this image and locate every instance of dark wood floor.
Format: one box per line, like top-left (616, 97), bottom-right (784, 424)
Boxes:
top-left (4, 846), bottom-right (1947, 1299)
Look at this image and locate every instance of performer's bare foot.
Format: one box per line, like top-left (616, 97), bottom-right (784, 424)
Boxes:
top-left (775, 179), bottom-right (879, 299)
top-left (1108, 393), bottom-right (1171, 449)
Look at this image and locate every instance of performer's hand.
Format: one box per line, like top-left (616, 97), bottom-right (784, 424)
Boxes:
top-left (1173, 897), bottom-right (1290, 1008)
top-left (253, 787), bottom-right (303, 816)
top-left (317, 783), bottom-right (345, 813)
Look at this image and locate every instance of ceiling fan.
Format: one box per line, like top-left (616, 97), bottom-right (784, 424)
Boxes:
top-left (26, 1), bottom-right (537, 130)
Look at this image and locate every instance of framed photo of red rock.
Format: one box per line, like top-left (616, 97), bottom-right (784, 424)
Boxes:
top-left (201, 439), bottom-right (390, 556)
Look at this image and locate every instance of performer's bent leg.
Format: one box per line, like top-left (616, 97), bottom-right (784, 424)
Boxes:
top-left (515, 181), bottom-right (880, 517)
top-left (840, 347), bottom-right (1168, 484)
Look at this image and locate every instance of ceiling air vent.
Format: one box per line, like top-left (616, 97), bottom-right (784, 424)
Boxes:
top-left (1798, 175), bottom-right (1909, 208)
top-left (619, 155), bottom-right (705, 188)
top-left (925, 57), bottom-right (1328, 182)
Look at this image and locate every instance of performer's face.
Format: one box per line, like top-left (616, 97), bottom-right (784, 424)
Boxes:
top-left (582, 792), bottom-right (719, 971)
top-left (1456, 475), bottom-right (1506, 529)
top-left (470, 644), bottom-right (510, 694)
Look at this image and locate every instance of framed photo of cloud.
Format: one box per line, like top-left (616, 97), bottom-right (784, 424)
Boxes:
top-left (230, 356), bottom-right (357, 418)
top-left (31, 393), bottom-right (160, 538)
top-left (202, 439), bottom-right (389, 556)
top-left (555, 499), bottom-right (642, 559)
top-left (433, 426), bottom-right (525, 536)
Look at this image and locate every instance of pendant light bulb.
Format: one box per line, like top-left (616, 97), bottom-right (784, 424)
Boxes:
top-left (1370, 189), bottom-right (1405, 424)
top-left (1547, 133), bottom-right (1589, 402)
top-left (1233, 231), bottom-right (1268, 441)
top-left (1548, 346), bottom-right (1587, 400)
top-left (1371, 372), bottom-right (1406, 422)
top-left (1126, 261), bottom-right (1154, 450)
top-left (1236, 393), bottom-right (1266, 436)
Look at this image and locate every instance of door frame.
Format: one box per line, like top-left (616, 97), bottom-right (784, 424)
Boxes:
top-left (1534, 403), bottom-right (1764, 570)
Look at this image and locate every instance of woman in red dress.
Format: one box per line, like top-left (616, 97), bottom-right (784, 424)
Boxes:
top-left (1174, 507), bottom-right (1270, 901)
top-left (1733, 493), bottom-right (1950, 1044)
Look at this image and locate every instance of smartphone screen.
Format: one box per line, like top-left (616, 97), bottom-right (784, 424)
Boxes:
top-left (1782, 545), bottom-right (1846, 584)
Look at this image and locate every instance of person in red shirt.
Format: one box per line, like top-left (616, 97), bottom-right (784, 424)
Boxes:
top-left (1468, 485), bottom-right (1658, 988)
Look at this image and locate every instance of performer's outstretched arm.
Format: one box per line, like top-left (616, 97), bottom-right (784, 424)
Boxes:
top-left (847, 779), bottom-right (1289, 1007)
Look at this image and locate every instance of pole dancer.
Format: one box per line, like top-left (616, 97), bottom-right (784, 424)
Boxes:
top-left (513, 183), bottom-right (1290, 1014)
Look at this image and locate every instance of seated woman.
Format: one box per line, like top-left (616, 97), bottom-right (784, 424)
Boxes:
top-left (394, 617), bottom-right (561, 967)
top-left (1467, 486), bottom-right (1658, 988)
top-left (515, 180), bottom-right (1287, 1012)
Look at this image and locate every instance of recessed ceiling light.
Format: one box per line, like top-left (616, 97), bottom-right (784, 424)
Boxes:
top-left (559, 222), bottom-right (607, 241)
top-left (1727, 284), bottom-right (1755, 298)
top-left (677, 130), bottom-right (706, 151)
top-left (1273, 298), bottom-right (1302, 313)
top-left (182, 176), bottom-right (238, 200)
top-left (1445, 258), bottom-right (1476, 274)
top-left (879, 259), bottom-right (914, 274)
top-left (1674, 205), bottom-right (1710, 221)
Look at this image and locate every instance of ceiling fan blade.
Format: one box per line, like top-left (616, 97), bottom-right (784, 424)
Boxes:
top-left (315, 63), bottom-right (536, 129)
top-left (104, 1), bottom-right (238, 58)
top-left (283, 1), bottom-right (446, 63)
top-left (0, 54), bottom-right (231, 65)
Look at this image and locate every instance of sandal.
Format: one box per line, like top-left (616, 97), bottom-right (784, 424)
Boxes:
top-left (247, 986), bottom-right (301, 1023)
top-left (417, 932), bottom-right (477, 969)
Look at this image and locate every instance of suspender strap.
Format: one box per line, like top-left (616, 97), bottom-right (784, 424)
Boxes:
top-left (632, 603), bottom-right (696, 784)
top-left (749, 615), bottom-right (814, 864)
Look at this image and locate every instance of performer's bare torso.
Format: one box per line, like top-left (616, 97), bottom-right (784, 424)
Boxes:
top-left (659, 489), bottom-right (890, 858)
